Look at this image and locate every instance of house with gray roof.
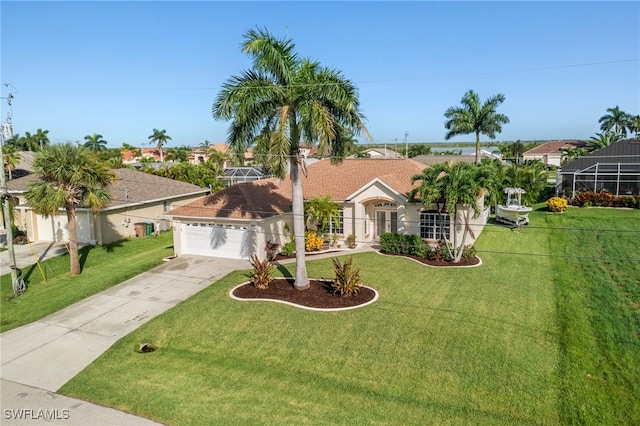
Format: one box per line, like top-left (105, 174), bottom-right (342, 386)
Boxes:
top-left (6, 168), bottom-right (209, 244)
top-left (558, 139), bottom-right (640, 197)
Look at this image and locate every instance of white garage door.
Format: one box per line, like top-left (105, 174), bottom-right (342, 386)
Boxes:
top-left (35, 213), bottom-right (92, 243)
top-left (180, 223), bottom-right (252, 259)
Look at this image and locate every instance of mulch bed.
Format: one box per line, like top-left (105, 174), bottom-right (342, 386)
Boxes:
top-left (379, 251), bottom-right (481, 267)
top-left (232, 278), bottom-right (376, 309)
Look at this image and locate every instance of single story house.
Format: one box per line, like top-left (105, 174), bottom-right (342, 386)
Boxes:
top-left (6, 168), bottom-right (209, 245)
top-left (557, 139), bottom-right (640, 197)
top-left (522, 140), bottom-right (585, 167)
top-left (166, 158), bottom-right (489, 260)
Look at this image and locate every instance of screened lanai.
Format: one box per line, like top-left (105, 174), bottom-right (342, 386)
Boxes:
top-left (558, 139), bottom-right (640, 198)
top-left (560, 162), bottom-right (640, 197)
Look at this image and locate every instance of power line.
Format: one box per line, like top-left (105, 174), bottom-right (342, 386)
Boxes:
top-left (152, 58), bottom-right (640, 92)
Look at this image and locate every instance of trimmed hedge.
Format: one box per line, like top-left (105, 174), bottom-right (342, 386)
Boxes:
top-left (572, 192), bottom-right (640, 209)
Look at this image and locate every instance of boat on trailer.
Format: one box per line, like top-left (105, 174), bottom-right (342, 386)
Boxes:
top-left (496, 187), bottom-right (532, 226)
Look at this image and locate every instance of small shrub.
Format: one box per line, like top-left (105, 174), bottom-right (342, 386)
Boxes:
top-left (247, 254), bottom-right (275, 290)
top-left (331, 256), bottom-right (362, 296)
top-left (546, 196), bottom-right (568, 213)
top-left (305, 232), bottom-right (324, 252)
top-left (461, 245), bottom-right (477, 260)
top-left (280, 240), bottom-right (295, 257)
top-left (346, 234), bottom-right (357, 249)
top-left (415, 241), bottom-right (432, 258)
top-left (379, 233), bottom-right (398, 253)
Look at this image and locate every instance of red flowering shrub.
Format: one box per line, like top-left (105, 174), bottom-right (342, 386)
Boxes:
top-left (571, 192), bottom-right (640, 209)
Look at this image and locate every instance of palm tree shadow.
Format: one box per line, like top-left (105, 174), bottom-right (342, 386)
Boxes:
top-left (78, 245), bottom-right (94, 270)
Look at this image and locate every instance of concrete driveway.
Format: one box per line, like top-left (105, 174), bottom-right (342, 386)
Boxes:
top-left (1, 254), bottom-right (250, 425)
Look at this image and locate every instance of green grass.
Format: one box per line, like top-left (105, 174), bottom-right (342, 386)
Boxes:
top-left (1, 232), bottom-right (174, 332)
top-left (544, 207), bottom-right (640, 425)
top-left (60, 211), bottom-right (563, 425)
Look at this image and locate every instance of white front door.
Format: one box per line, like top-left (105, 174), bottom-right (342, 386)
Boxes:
top-left (375, 210), bottom-right (397, 238)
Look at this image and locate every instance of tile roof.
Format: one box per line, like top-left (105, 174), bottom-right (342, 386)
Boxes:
top-left (7, 168), bottom-right (208, 209)
top-left (167, 158), bottom-right (426, 219)
top-left (523, 140), bottom-right (585, 155)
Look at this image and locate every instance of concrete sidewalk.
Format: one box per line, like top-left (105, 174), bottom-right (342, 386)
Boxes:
top-left (1, 241), bottom-right (74, 271)
top-left (1, 254), bottom-right (249, 425)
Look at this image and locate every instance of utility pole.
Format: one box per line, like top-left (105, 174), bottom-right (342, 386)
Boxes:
top-left (1, 92), bottom-right (20, 292)
top-left (404, 131), bottom-right (409, 158)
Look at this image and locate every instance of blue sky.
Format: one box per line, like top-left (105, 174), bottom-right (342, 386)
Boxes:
top-left (1, 1), bottom-right (638, 148)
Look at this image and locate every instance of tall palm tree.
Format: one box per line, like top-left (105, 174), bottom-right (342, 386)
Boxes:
top-left (148, 128), bottom-right (172, 162)
top-left (587, 132), bottom-right (622, 152)
top-left (627, 115), bottom-right (640, 138)
top-left (410, 162), bottom-right (485, 262)
top-left (25, 144), bottom-right (115, 275)
top-left (33, 128), bottom-right (50, 150)
top-left (444, 90), bottom-right (509, 164)
top-left (213, 28), bottom-right (369, 290)
top-left (598, 106), bottom-right (630, 137)
top-left (83, 133), bottom-right (108, 151)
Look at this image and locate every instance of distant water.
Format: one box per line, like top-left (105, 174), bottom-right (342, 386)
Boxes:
top-left (431, 146), bottom-right (486, 155)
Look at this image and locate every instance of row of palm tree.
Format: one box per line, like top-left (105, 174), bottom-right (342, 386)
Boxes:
top-left (598, 106), bottom-right (640, 138)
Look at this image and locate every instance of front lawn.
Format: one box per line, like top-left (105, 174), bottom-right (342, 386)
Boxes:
top-left (60, 208), bottom-right (558, 425)
top-left (1, 232), bottom-right (174, 332)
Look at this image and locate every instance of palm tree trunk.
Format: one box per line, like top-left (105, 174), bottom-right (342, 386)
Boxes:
top-left (475, 132), bottom-right (481, 164)
top-left (453, 209), bottom-right (470, 263)
top-left (65, 203), bottom-right (81, 275)
top-left (291, 153), bottom-right (309, 290)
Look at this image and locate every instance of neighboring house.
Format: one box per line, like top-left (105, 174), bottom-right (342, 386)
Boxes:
top-left (188, 145), bottom-right (254, 167)
top-left (522, 140), bottom-right (585, 167)
top-left (6, 168), bottom-right (209, 245)
top-left (122, 148), bottom-right (164, 164)
top-left (299, 142), bottom-right (318, 158)
top-left (558, 139), bottom-right (640, 198)
top-left (166, 158), bottom-right (489, 260)
top-left (361, 147), bottom-right (405, 159)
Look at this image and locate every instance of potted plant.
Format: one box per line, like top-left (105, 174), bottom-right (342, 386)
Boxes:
top-left (331, 233), bottom-right (340, 248)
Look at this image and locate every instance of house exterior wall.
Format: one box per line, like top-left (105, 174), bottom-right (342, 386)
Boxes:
top-left (523, 153), bottom-right (561, 167)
